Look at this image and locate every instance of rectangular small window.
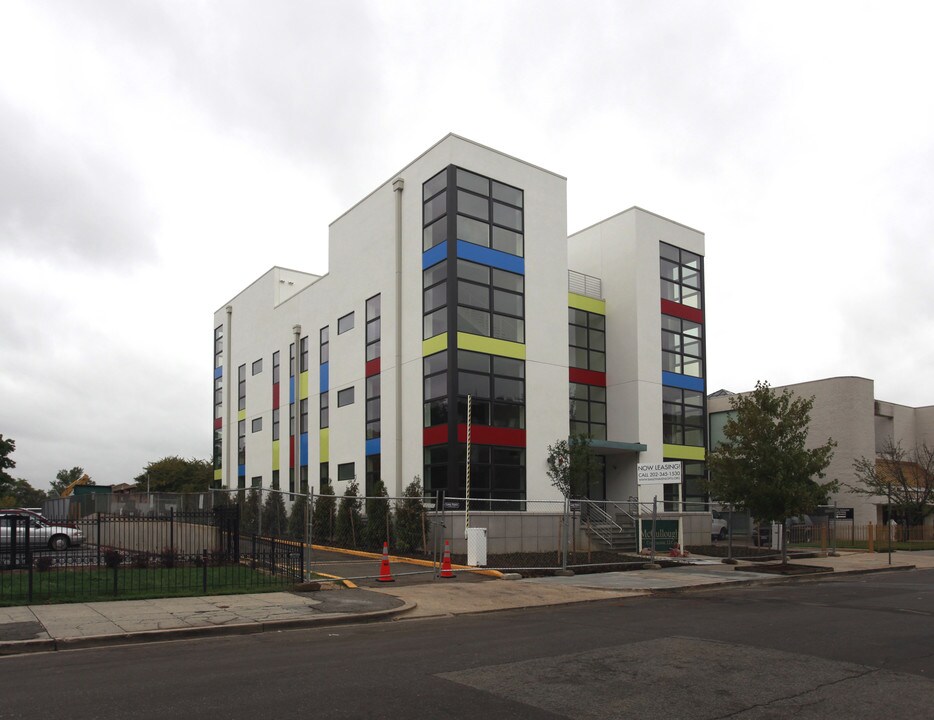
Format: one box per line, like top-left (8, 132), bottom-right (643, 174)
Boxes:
top-left (338, 312), bottom-right (354, 334)
top-left (251, 417), bottom-right (262, 433)
top-left (337, 462), bottom-right (355, 482)
top-left (337, 387), bottom-right (355, 407)
top-left (252, 358), bottom-right (263, 376)
top-left (251, 476), bottom-right (262, 489)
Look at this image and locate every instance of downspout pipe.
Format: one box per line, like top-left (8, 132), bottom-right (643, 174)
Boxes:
top-left (293, 324), bottom-right (302, 495)
top-left (392, 177), bottom-right (404, 495)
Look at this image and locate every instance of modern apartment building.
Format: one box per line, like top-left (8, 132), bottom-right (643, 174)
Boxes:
top-left (212, 134), bottom-right (707, 507)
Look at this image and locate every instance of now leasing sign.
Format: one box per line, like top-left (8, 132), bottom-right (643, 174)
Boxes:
top-left (637, 461), bottom-right (683, 485)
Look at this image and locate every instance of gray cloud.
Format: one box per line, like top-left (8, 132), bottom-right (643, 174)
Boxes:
top-left (0, 98), bottom-right (157, 266)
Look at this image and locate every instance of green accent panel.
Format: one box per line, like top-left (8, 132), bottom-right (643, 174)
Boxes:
top-left (299, 371), bottom-right (309, 399)
top-left (320, 428), bottom-right (329, 463)
top-left (272, 440), bottom-right (280, 471)
top-left (663, 443), bottom-right (706, 461)
top-left (456, 332), bottom-right (526, 360)
top-left (213, 469), bottom-right (222, 481)
top-left (238, 409), bottom-right (246, 421)
top-left (568, 292), bottom-right (606, 315)
top-left (422, 333), bottom-right (448, 356)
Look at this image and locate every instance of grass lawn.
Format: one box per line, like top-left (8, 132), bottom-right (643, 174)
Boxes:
top-left (0, 564), bottom-right (298, 606)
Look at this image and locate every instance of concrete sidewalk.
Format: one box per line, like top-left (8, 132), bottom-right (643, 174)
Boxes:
top-left (2, 549), bottom-right (930, 655)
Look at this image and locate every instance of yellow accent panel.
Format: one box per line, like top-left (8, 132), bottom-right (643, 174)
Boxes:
top-left (213, 469), bottom-right (222, 481)
top-left (456, 333), bottom-right (526, 360)
top-left (568, 292), bottom-right (606, 314)
top-left (238, 409), bottom-right (246, 421)
top-left (320, 428), bottom-right (329, 462)
top-left (272, 440), bottom-right (280, 471)
top-left (663, 444), bottom-right (706, 461)
top-left (422, 333), bottom-right (448, 356)
top-left (299, 371), bottom-right (309, 399)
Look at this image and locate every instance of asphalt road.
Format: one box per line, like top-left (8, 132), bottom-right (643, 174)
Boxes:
top-left (2, 569), bottom-right (933, 719)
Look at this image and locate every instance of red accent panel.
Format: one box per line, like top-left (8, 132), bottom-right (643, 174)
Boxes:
top-left (457, 425), bottom-right (526, 448)
top-left (214, 417), bottom-right (222, 430)
top-left (365, 358), bottom-right (380, 377)
top-left (423, 425), bottom-right (448, 446)
top-left (272, 382), bottom-right (280, 409)
top-left (569, 368), bottom-right (606, 387)
top-left (661, 299), bottom-right (703, 323)
top-left (289, 436), bottom-right (295, 468)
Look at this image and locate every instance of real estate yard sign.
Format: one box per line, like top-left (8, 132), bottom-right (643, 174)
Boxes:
top-left (640, 519), bottom-right (680, 552)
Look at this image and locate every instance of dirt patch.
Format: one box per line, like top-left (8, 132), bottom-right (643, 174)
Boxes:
top-left (686, 545), bottom-right (815, 560)
top-left (448, 551), bottom-right (678, 577)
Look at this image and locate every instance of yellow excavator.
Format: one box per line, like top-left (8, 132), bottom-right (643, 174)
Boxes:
top-left (60, 474), bottom-right (92, 497)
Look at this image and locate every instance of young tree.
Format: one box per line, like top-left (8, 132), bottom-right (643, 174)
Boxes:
top-left (135, 457), bottom-right (212, 493)
top-left (288, 492), bottom-right (310, 541)
top-left (240, 488), bottom-right (261, 535)
top-left (363, 479), bottom-right (392, 550)
top-left (311, 483), bottom-right (336, 544)
top-left (849, 439), bottom-right (934, 527)
top-left (395, 476), bottom-right (427, 554)
top-left (1, 478), bottom-right (48, 508)
top-left (0, 435), bottom-right (16, 498)
top-left (546, 434), bottom-right (601, 499)
top-left (50, 466), bottom-right (92, 496)
top-left (706, 381), bottom-right (838, 563)
top-left (335, 480), bottom-right (363, 548)
top-left (261, 489), bottom-right (288, 537)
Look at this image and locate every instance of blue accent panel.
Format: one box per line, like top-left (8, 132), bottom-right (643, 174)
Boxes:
top-left (300, 433), bottom-right (308, 465)
top-left (237, 464), bottom-right (245, 476)
top-left (214, 366), bottom-right (223, 379)
top-left (457, 241), bottom-right (524, 274)
top-left (662, 371), bottom-right (705, 392)
top-left (289, 377), bottom-right (295, 404)
top-left (365, 438), bottom-right (381, 456)
top-left (319, 363), bottom-right (329, 393)
top-left (422, 241), bottom-right (447, 269)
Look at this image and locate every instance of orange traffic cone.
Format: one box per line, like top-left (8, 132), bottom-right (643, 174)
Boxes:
top-left (377, 541), bottom-right (394, 583)
top-left (439, 539), bottom-right (456, 579)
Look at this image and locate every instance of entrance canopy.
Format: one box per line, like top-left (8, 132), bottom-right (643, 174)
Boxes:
top-left (586, 439), bottom-right (647, 455)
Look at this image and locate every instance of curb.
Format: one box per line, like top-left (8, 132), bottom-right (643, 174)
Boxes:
top-left (0, 600), bottom-right (417, 657)
top-left (310, 544), bottom-right (505, 579)
top-left (650, 563), bottom-right (918, 595)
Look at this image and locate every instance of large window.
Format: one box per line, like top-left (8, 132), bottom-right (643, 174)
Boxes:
top-left (660, 242), bottom-right (703, 309)
top-left (455, 350), bottom-right (525, 429)
top-left (663, 387), bottom-right (705, 446)
top-left (423, 350), bottom-right (448, 427)
top-left (455, 168), bottom-right (524, 257)
top-left (661, 315), bottom-right (703, 378)
top-left (423, 259), bottom-right (447, 339)
top-left (569, 383), bottom-right (607, 440)
top-left (568, 308), bottom-right (605, 371)
top-left (457, 260), bottom-right (524, 343)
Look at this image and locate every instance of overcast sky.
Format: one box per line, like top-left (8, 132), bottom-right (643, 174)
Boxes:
top-left (2, 1), bottom-right (932, 491)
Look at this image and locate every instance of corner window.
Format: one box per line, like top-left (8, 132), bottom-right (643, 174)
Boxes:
top-left (338, 312), bottom-right (355, 334)
top-left (337, 387), bottom-right (355, 407)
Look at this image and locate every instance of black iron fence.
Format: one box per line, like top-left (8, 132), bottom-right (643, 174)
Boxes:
top-left (1, 506), bottom-right (304, 606)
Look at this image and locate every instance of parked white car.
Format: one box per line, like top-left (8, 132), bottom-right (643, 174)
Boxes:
top-left (711, 513), bottom-right (728, 541)
top-left (0, 509), bottom-right (84, 550)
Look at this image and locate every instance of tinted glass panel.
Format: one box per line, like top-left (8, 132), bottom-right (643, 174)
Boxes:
top-left (589, 386), bottom-right (606, 402)
top-left (424, 284), bottom-right (446, 313)
top-left (491, 227), bottom-right (523, 256)
top-left (492, 403), bottom-right (524, 428)
top-left (494, 377), bottom-right (524, 402)
top-left (423, 351), bottom-right (447, 376)
top-left (458, 280), bottom-right (490, 309)
top-left (492, 202), bottom-right (522, 231)
top-left (365, 341), bottom-right (380, 361)
top-left (423, 259), bottom-right (447, 287)
top-left (423, 193), bottom-right (446, 224)
top-left (492, 268), bottom-right (523, 292)
top-left (423, 217), bottom-right (446, 250)
top-left (492, 314), bottom-right (523, 342)
top-left (493, 356), bottom-right (524, 378)
top-left (569, 347), bottom-right (588, 369)
top-left (659, 242), bottom-right (680, 262)
top-left (457, 215), bottom-right (490, 247)
top-left (366, 375), bottom-right (380, 398)
top-left (424, 373), bottom-right (447, 400)
top-left (458, 371), bottom-right (490, 398)
top-left (457, 190), bottom-right (488, 220)
top-left (491, 180), bottom-right (522, 208)
top-left (423, 169), bottom-right (446, 201)
top-left (588, 313), bottom-right (605, 330)
top-left (457, 259), bottom-right (490, 284)
top-left (493, 289), bottom-right (523, 317)
top-left (338, 313), bottom-right (354, 334)
top-left (589, 351), bottom-right (606, 372)
top-left (457, 350), bottom-right (490, 374)
top-left (569, 308), bottom-right (588, 326)
top-left (366, 319), bottom-right (380, 343)
top-left (457, 306), bottom-right (490, 336)
top-left (423, 308), bottom-right (447, 339)
top-left (366, 295), bottom-right (380, 320)
top-left (456, 169), bottom-right (489, 196)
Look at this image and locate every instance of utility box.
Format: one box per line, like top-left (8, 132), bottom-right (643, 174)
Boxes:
top-left (466, 527), bottom-right (488, 567)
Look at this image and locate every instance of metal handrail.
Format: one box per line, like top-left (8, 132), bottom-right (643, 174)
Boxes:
top-left (578, 500), bottom-right (623, 544)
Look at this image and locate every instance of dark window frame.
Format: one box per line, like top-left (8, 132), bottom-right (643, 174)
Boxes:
top-left (337, 312), bottom-right (354, 335)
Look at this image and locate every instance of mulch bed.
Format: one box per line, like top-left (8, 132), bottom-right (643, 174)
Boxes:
top-left (449, 551), bottom-right (678, 577)
top-left (686, 545), bottom-right (815, 560)
top-left (735, 563), bottom-right (833, 576)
